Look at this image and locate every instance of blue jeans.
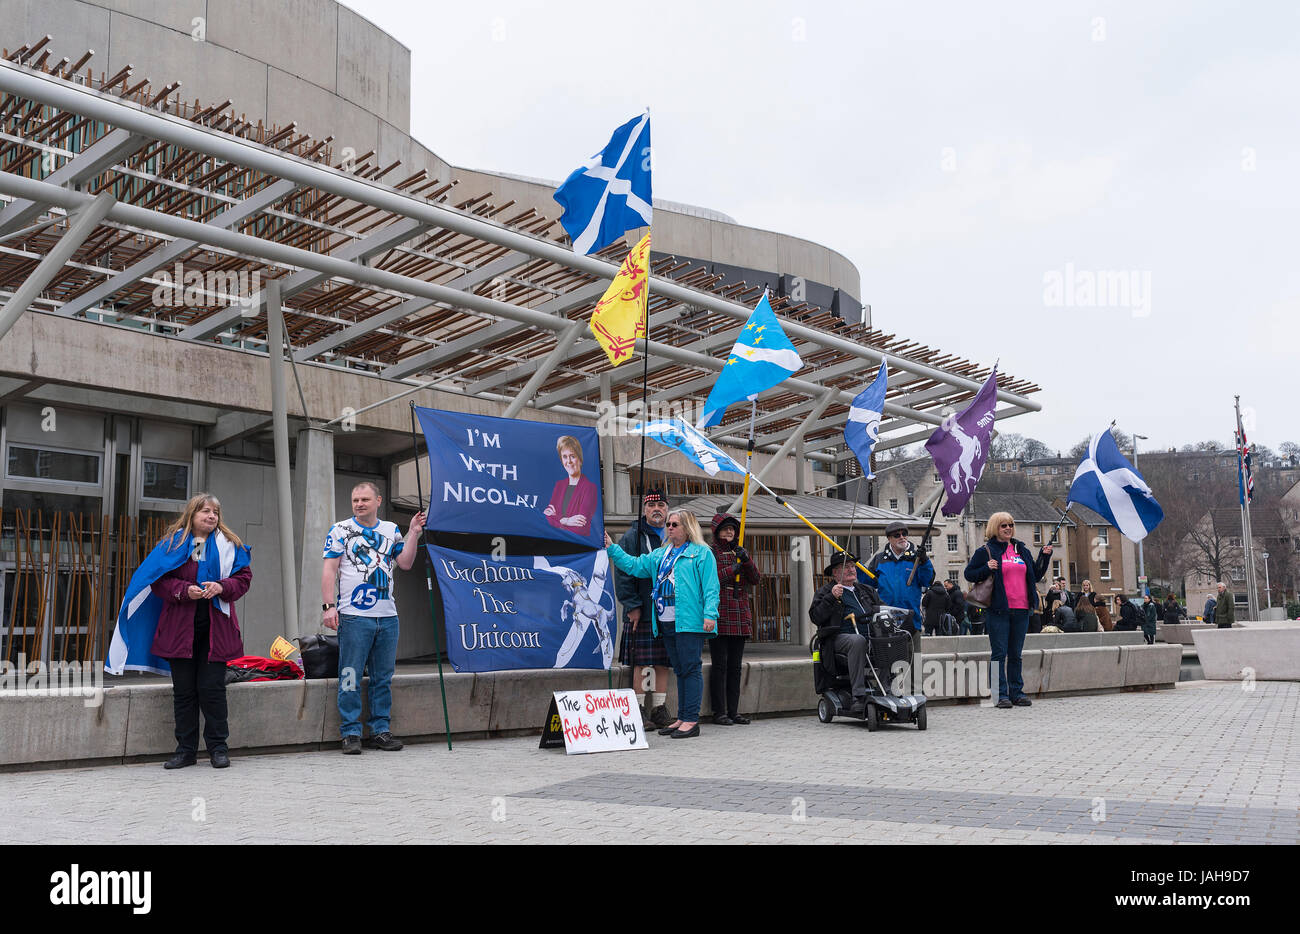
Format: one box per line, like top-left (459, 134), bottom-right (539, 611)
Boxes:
top-left (662, 631), bottom-right (706, 723)
top-left (985, 608), bottom-right (1029, 701)
top-left (337, 614), bottom-right (400, 737)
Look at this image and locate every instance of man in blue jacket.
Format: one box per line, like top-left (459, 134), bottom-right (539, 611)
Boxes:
top-left (867, 521), bottom-right (935, 657)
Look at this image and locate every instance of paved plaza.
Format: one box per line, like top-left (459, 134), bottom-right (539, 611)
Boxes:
top-left (3, 681), bottom-right (1297, 845)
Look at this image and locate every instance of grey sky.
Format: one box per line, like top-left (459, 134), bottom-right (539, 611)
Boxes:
top-left (346, 0), bottom-right (1298, 457)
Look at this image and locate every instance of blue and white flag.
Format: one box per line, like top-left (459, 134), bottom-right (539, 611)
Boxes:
top-left (698, 295), bottom-right (803, 427)
top-left (1067, 429), bottom-right (1164, 543)
top-left (106, 529), bottom-right (251, 675)
top-left (631, 418), bottom-right (745, 477)
top-left (553, 113), bottom-right (652, 255)
top-left (844, 362), bottom-right (887, 479)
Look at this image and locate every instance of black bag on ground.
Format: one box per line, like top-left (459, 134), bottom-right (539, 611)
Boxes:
top-left (298, 632), bottom-right (339, 679)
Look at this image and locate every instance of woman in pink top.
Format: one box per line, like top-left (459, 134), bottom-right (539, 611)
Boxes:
top-left (963, 511), bottom-right (1053, 709)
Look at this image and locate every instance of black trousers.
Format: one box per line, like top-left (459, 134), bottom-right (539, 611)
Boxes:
top-left (708, 635), bottom-right (747, 718)
top-left (167, 605), bottom-right (229, 756)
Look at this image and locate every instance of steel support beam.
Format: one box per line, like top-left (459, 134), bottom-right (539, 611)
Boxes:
top-left (56, 177), bottom-right (299, 318)
top-left (727, 388), bottom-right (837, 513)
top-left (298, 251), bottom-right (531, 362)
top-left (502, 321), bottom-right (585, 418)
top-left (0, 127), bottom-right (145, 236)
top-left (179, 215), bottom-right (429, 339)
top-left (0, 61), bottom-right (1039, 413)
top-left (267, 281), bottom-right (299, 633)
top-left (0, 192), bottom-right (115, 341)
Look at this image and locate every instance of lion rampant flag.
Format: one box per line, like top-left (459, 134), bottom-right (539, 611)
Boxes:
top-left (589, 232), bottom-right (650, 366)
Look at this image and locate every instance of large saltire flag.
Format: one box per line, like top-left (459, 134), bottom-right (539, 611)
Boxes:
top-left (844, 361), bottom-right (887, 479)
top-left (925, 368), bottom-right (998, 516)
top-left (553, 112), bottom-right (652, 256)
top-left (631, 418), bottom-right (746, 477)
top-left (698, 294), bottom-right (802, 427)
top-left (1067, 428), bottom-right (1164, 542)
top-left (589, 232), bottom-right (650, 366)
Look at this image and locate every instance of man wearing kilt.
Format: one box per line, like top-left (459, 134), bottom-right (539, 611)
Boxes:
top-left (614, 490), bottom-right (673, 728)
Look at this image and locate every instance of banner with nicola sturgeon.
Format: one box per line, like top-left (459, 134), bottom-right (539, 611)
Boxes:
top-left (414, 406), bottom-right (605, 547)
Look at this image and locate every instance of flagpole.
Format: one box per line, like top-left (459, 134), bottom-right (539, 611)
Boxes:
top-left (1235, 396), bottom-right (1259, 620)
top-left (409, 403), bottom-right (453, 751)
top-left (627, 235), bottom-right (651, 692)
top-left (737, 399), bottom-right (757, 550)
top-left (742, 469), bottom-right (877, 582)
top-left (906, 489), bottom-right (944, 587)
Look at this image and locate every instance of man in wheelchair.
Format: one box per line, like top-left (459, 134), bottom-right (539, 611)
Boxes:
top-left (809, 551), bottom-right (880, 714)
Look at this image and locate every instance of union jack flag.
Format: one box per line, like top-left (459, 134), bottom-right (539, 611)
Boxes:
top-left (1235, 421), bottom-right (1254, 506)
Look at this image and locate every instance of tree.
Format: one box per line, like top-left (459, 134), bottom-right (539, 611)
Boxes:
top-left (990, 432), bottom-right (1052, 462)
top-left (1068, 430), bottom-right (1132, 460)
top-left (1279, 441), bottom-right (1300, 461)
top-left (1181, 439), bottom-right (1226, 453)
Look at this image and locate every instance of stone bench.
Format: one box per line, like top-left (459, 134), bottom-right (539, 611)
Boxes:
top-left (0, 642), bottom-right (1186, 768)
top-left (1191, 624), bottom-right (1300, 681)
top-left (1156, 622), bottom-right (1215, 645)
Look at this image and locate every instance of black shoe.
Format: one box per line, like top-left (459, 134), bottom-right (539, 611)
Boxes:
top-left (364, 731), bottom-right (404, 751)
top-left (670, 724), bottom-right (700, 738)
top-left (712, 715), bottom-right (734, 726)
top-left (1012, 697), bottom-right (1032, 707)
top-left (657, 725), bottom-right (681, 736)
top-left (995, 698), bottom-right (1013, 709)
top-left (849, 697), bottom-right (868, 716)
top-left (210, 749), bottom-right (230, 769)
top-left (730, 715), bottom-right (751, 725)
top-left (648, 705), bottom-right (673, 729)
top-left (163, 753), bottom-right (196, 770)
top-left (341, 735), bottom-right (362, 755)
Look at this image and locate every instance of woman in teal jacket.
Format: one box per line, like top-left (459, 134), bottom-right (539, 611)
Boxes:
top-left (606, 509), bottom-right (719, 739)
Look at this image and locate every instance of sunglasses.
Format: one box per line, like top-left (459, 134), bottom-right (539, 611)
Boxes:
top-left (665, 521), bottom-right (681, 528)
top-left (999, 523), bottom-right (1015, 528)
top-left (888, 531), bottom-right (907, 539)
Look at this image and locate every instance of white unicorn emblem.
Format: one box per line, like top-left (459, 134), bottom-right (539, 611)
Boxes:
top-left (944, 416), bottom-right (984, 495)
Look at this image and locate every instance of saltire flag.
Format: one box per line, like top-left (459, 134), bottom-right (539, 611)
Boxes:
top-left (631, 418), bottom-right (746, 477)
top-left (844, 361), bottom-right (887, 479)
top-left (553, 112), bottom-right (652, 255)
top-left (925, 368), bottom-right (998, 516)
top-left (698, 294), bottom-right (803, 427)
top-left (1067, 428), bottom-right (1164, 543)
top-left (589, 232), bottom-right (650, 366)
top-left (1235, 414), bottom-right (1254, 506)
top-left (106, 530), bottom-right (251, 674)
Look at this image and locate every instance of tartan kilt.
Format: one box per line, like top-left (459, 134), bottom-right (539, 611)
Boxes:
top-left (619, 619), bottom-right (671, 668)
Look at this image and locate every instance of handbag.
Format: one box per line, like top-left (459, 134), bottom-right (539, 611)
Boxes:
top-left (297, 632), bottom-right (340, 680)
top-left (966, 545), bottom-right (996, 608)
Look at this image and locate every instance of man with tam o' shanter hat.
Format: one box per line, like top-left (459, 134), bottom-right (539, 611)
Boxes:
top-left (808, 549), bottom-right (880, 713)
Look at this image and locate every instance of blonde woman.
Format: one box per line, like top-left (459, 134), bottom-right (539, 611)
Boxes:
top-left (964, 511), bottom-right (1051, 709)
top-left (108, 493), bottom-right (252, 769)
top-left (605, 509), bottom-right (719, 738)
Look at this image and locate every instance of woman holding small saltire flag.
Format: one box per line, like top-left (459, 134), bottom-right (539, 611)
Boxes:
top-left (107, 493), bottom-right (252, 769)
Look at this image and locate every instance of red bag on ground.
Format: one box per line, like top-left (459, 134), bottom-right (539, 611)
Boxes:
top-left (225, 655), bottom-right (304, 683)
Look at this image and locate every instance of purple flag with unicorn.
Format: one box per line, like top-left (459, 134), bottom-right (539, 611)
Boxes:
top-left (925, 369), bottom-right (998, 516)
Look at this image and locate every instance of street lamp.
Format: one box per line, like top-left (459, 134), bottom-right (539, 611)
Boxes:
top-left (1262, 551), bottom-right (1271, 610)
top-left (1134, 434), bottom-right (1149, 596)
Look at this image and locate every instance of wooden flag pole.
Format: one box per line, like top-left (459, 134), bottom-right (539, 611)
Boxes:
top-left (737, 399), bottom-right (757, 548)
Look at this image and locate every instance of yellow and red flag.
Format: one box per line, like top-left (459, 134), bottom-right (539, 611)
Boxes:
top-left (589, 232), bottom-right (650, 366)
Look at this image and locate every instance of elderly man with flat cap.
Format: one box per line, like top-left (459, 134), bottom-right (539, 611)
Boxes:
top-left (866, 520), bottom-right (935, 656)
top-left (809, 551), bottom-right (880, 713)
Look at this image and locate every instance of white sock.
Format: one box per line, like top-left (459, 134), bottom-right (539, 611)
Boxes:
top-left (651, 693), bottom-right (666, 707)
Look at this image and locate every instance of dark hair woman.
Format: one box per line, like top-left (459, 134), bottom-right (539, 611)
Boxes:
top-left (964, 511), bottom-right (1052, 709)
top-left (707, 512), bottom-right (761, 726)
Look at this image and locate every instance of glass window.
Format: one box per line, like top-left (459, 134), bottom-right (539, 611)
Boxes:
top-left (1231, 566), bottom-right (1245, 582)
top-left (947, 570), bottom-right (960, 583)
top-left (1052, 560), bottom-right (1062, 577)
top-left (142, 460), bottom-right (190, 501)
top-left (1099, 561), bottom-right (1111, 580)
top-left (907, 494), bottom-right (915, 512)
top-left (889, 498), bottom-right (898, 511)
top-left (6, 445), bottom-right (100, 484)
top-left (947, 534), bottom-right (958, 553)
top-left (1033, 525), bottom-right (1042, 544)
